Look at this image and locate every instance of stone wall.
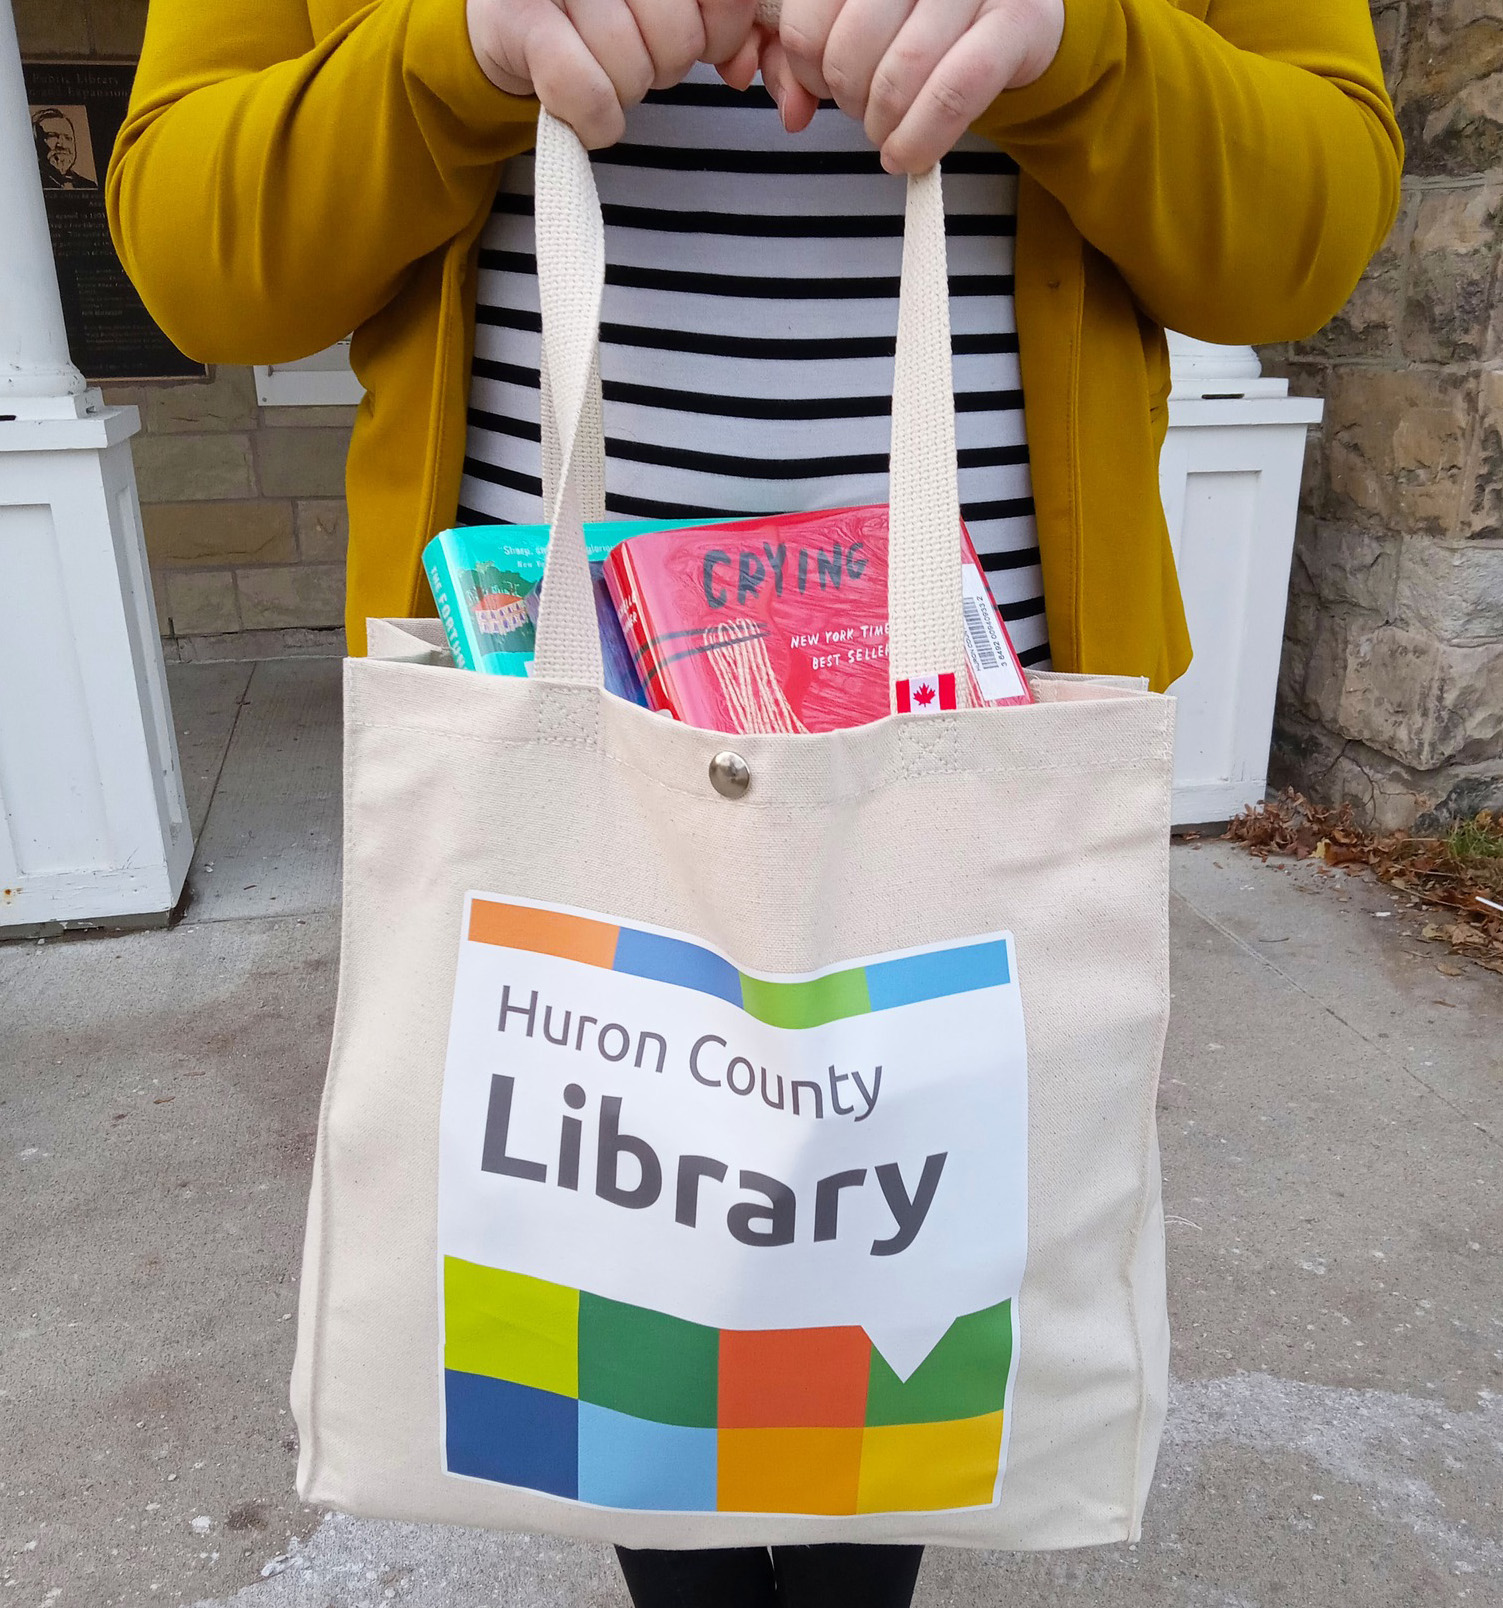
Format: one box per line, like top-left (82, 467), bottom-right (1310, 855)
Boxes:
top-left (16, 0), bottom-right (352, 650)
top-left (1268, 0), bottom-right (1503, 827)
top-left (107, 373), bottom-right (353, 645)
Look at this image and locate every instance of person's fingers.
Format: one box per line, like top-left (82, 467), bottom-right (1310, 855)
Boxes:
top-left (859, 0), bottom-right (976, 148)
top-left (467, 0), bottom-right (554, 96)
top-left (819, 0), bottom-right (914, 121)
top-left (563, 0), bottom-right (657, 109)
top-left (524, 2), bottom-right (634, 145)
top-left (715, 24), bottom-right (764, 89)
top-left (879, 9), bottom-right (1024, 171)
top-left (624, 0), bottom-right (709, 86)
top-left (776, 0), bottom-right (843, 100)
top-left (699, 0), bottom-right (761, 67)
top-left (758, 32), bottom-right (821, 130)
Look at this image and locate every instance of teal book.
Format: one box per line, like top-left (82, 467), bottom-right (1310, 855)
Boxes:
top-left (423, 520), bottom-right (700, 703)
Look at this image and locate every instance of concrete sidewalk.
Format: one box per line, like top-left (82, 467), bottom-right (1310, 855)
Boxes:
top-left (3, 656), bottom-right (1499, 1608)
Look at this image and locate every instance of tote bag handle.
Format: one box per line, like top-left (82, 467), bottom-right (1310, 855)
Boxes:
top-left (529, 108), bottom-right (969, 710)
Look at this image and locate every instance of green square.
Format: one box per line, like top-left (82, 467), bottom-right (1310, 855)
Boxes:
top-left (865, 1300), bottom-right (1012, 1426)
top-left (578, 1292), bottom-right (719, 1427)
top-left (740, 967), bottom-right (870, 1029)
top-left (443, 1257), bottom-right (579, 1399)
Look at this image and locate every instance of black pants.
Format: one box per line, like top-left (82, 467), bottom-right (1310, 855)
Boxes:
top-left (616, 1544), bottom-right (924, 1608)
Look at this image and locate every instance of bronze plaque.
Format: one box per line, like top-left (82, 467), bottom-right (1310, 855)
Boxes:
top-left (23, 60), bottom-right (206, 382)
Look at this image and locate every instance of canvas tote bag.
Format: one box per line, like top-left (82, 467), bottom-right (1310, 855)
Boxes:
top-left (291, 110), bottom-right (1174, 1551)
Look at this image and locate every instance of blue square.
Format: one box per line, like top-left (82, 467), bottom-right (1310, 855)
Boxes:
top-left (866, 939), bottom-right (1009, 1011)
top-left (578, 1402), bottom-right (718, 1511)
top-left (613, 927), bottom-right (743, 1007)
top-left (445, 1369), bottom-right (578, 1499)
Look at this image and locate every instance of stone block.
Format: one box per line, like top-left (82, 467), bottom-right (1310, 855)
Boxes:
top-left (132, 434), bottom-right (256, 503)
top-left (1394, 536), bottom-right (1503, 642)
top-left (1323, 367), bottom-right (1471, 535)
top-left (295, 500), bottom-right (349, 563)
top-left (1310, 620), bottom-right (1503, 769)
top-left (254, 428), bottom-right (352, 499)
top-left (262, 405), bottom-right (361, 430)
top-left (161, 569), bottom-right (241, 636)
top-left (1273, 713), bottom-right (1503, 832)
top-left (1300, 190), bottom-right (1414, 361)
top-left (1305, 267), bottom-right (1402, 362)
top-left (1397, 1), bottom-right (1503, 177)
top-left (14, 0), bottom-right (90, 53)
top-left (1296, 413), bottom-right (1325, 519)
top-left (235, 564), bottom-right (346, 630)
top-left (142, 501), bottom-right (296, 568)
top-left (1257, 360), bottom-right (1329, 514)
top-left (1401, 183), bottom-right (1503, 362)
top-left (145, 367), bottom-right (260, 434)
top-left (87, 0), bottom-right (148, 54)
top-left (1294, 521), bottom-right (1400, 615)
top-left (1464, 369), bottom-right (1503, 536)
top-left (1263, 356), bottom-right (1326, 396)
top-left (1415, 771), bottom-right (1503, 829)
top-left (1296, 607), bottom-right (1359, 730)
top-left (1269, 704), bottom-right (1347, 792)
top-left (100, 384), bottom-right (152, 413)
top-left (1371, 1), bottom-right (1405, 94)
top-left (1276, 569), bottom-right (1320, 715)
top-left (1316, 741), bottom-right (1452, 832)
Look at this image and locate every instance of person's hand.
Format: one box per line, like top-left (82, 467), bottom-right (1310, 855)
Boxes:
top-left (715, 20), bottom-right (821, 128)
top-left (468, 0), bottom-right (761, 147)
top-left (762, 0), bottom-right (1065, 171)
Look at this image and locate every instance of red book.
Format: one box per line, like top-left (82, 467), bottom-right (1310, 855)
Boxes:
top-left (603, 507), bottom-right (1033, 735)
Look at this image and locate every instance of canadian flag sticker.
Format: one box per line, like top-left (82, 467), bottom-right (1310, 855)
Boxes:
top-left (896, 672), bottom-right (957, 714)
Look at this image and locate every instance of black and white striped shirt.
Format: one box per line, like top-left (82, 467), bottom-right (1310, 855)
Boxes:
top-left (460, 67), bottom-right (1049, 668)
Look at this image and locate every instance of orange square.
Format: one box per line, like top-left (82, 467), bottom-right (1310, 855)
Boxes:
top-left (467, 900), bottom-right (619, 968)
top-left (718, 1426), bottom-right (863, 1515)
top-left (719, 1326), bottom-right (870, 1428)
top-left (857, 1412), bottom-right (1004, 1513)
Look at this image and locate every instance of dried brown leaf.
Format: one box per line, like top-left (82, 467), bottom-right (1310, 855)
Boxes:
top-left (1226, 794), bottom-right (1503, 968)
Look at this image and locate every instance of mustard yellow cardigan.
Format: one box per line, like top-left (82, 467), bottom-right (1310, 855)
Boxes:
top-left (108, 0), bottom-right (1401, 682)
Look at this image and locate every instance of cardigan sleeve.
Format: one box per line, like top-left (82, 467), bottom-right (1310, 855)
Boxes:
top-left (106, 0), bottom-right (540, 364)
top-left (970, 0), bottom-right (1404, 344)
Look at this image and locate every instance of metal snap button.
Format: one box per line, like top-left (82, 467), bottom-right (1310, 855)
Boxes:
top-left (709, 750), bottom-right (751, 799)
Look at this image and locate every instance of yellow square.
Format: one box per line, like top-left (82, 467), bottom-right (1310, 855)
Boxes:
top-left (718, 1426), bottom-right (864, 1515)
top-left (857, 1412), bottom-right (1004, 1513)
top-left (443, 1257), bottom-right (578, 1399)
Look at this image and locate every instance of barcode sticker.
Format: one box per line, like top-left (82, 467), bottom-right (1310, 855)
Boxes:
top-left (963, 597), bottom-right (1002, 671)
top-left (961, 562), bottom-right (1031, 705)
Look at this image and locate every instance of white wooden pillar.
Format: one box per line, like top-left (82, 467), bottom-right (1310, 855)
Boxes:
top-left (0, 0), bottom-right (192, 930)
top-left (1161, 333), bottom-right (1323, 825)
top-left (0, 3), bottom-right (86, 414)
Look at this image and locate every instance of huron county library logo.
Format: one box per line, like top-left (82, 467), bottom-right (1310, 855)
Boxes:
top-left (436, 894), bottom-right (1030, 1515)
top-left (442, 1258), bottom-right (1014, 1514)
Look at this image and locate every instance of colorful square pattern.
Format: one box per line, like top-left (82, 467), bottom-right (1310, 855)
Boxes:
top-left (442, 1257), bottom-right (1012, 1514)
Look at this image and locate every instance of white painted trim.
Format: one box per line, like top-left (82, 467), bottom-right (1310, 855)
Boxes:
top-left (1161, 395), bottom-right (1324, 828)
top-left (1171, 778), bottom-right (1280, 826)
top-left (0, 403), bottom-right (193, 927)
top-left (1169, 396), bottom-right (1324, 429)
top-left (1, 860), bottom-right (183, 927)
top-left (0, 407), bottom-right (142, 452)
top-left (254, 339), bottom-right (364, 407)
top-left (0, 1), bottom-right (88, 411)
